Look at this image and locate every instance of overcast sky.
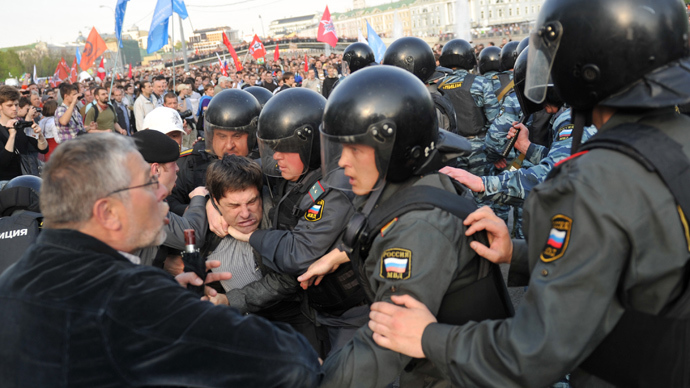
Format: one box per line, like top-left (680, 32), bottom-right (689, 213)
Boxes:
top-left (1, 0), bottom-right (395, 49)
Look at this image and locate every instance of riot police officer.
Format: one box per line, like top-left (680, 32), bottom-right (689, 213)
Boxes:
top-left (0, 175), bottom-right (42, 273)
top-left (341, 42), bottom-right (376, 76)
top-left (309, 66), bottom-right (512, 387)
top-left (382, 36), bottom-right (458, 134)
top-left (479, 45), bottom-right (513, 104)
top-left (368, 0), bottom-right (690, 386)
top-left (244, 86), bottom-right (273, 108)
top-left (168, 89), bottom-right (261, 215)
top-left (225, 88), bottom-right (367, 353)
top-left (437, 39), bottom-right (500, 176)
top-left (498, 40), bottom-right (519, 76)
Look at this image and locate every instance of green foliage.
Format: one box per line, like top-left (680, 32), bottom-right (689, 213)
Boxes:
top-left (0, 50), bottom-right (24, 79)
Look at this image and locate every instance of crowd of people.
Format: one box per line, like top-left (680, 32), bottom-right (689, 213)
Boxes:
top-left (1, 0), bottom-right (690, 386)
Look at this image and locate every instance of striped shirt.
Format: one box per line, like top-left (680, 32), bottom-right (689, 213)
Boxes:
top-left (54, 103), bottom-right (85, 143)
top-left (208, 237), bottom-right (263, 292)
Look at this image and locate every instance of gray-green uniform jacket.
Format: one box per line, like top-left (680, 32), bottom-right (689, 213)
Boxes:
top-left (322, 173), bottom-right (481, 387)
top-left (420, 108), bottom-right (690, 387)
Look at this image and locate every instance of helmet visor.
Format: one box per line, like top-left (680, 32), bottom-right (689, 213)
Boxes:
top-left (525, 21), bottom-right (563, 104)
top-left (257, 129), bottom-right (313, 179)
top-left (320, 122), bottom-right (396, 194)
top-left (341, 60), bottom-right (351, 77)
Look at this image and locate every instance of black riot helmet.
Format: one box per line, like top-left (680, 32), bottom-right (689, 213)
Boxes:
top-left (438, 39), bottom-right (476, 70)
top-left (499, 41), bottom-right (520, 71)
top-left (526, 0), bottom-right (690, 111)
top-left (516, 37), bottom-right (529, 57)
top-left (478, 46), bottom-right (501, 75)
top-left (0, 175), bottom-right (42, 216)
top-left (244, 86), bottom-right (273, 107)
top-left (204, 89), bottom-right (261, 157)
top-left (321, 66), bottom-right (438, 191)
top-left (382, 37), bottom-right (436, 82)
top-left (257, 88), bottom-right (326, 179)
top-left (513, 47), bottom-right (545, 118)
top-left (342, 42), bottom-right (376, 76)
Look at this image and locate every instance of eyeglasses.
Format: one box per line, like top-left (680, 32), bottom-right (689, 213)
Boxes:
top-left (106, 175), bottom-right (160, 197)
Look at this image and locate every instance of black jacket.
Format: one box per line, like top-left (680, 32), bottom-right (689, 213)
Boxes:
top-left (0, 228), bottom-right (322, 387)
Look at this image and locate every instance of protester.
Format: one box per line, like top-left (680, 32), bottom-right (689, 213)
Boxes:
top-left (0, 85), bottom-right (48, 181)
top-left (37, 99), bottom-right (59, 160)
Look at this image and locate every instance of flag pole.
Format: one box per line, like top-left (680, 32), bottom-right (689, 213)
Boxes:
top-left (109, 51), bottom-right (120, 101)
top-left (172, 16), bottom-right (176, 92)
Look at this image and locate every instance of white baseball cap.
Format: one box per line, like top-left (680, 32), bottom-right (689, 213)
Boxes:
top-left (142, 107), bottom-right (185, 135)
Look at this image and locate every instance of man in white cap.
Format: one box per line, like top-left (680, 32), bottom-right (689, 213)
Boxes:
top-left (142, 107), bottom-right (188, 152)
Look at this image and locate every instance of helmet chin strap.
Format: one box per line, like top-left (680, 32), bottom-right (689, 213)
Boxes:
top-left (570, 109), bottom-right (591, 154)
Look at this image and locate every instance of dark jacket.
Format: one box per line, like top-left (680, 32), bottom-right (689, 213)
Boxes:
top-left (0, 228), bottom-right (322, 387)
top-left (0, 123), bottom-right (47, 181)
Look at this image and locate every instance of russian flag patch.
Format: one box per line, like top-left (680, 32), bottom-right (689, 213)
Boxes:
top-left (541, 214), bottom-right (573, 262)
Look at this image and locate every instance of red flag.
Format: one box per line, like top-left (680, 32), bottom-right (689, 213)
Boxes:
top-left (55, 57), bottom-right (70, 80)
top-left (304, 54), bottom-right (309, 73)
top-left (69, 57), bottom-right (78, 83)
top-left (222, 32), bottom-right (243, 72)
top-left (317, 6), bottom-right (338, 48)
top-left (128, 63), bottom-right (132, 79)
top-left (273, 44), bottom-right (280, 62)
top-left (216, 53), bottom-right (228, 76)
top-left (97, 57), bottom-right (106, 82)
top-left (80, 27), bottom-right (107, 71)
top-left (248, 34), bottom-right (266, 59)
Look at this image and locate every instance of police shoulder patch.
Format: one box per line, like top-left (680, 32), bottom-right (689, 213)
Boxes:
top-left (379, 248), bottom-right (411, 280)
top-left (304, 199), bottom-right (324, 222)
top-left (308, 181), bottom-right (326, 202)
top-left (557, 124), bottom-right (574, 141)
top-left (540, 214), bottom-right (573, 262)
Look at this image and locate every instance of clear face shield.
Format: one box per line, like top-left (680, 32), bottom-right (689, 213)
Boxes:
top-left (341, 60), bottom-right (351, 77)
top-left (257, 127), bottom-right (313, 180)
top-left (320, 120), bottom-right (397, 194)
top-left (525, 21), bottom-right (563, 104)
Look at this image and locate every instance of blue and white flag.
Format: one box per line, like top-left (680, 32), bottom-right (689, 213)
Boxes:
top-left (115, 0), bottom-right (130, 47)
top-left (76, 47), bottom-right (82, 65)
top-left (147, 0), bottom-right (188, 54)
top-left (366, 20), bottom-right (386, 63)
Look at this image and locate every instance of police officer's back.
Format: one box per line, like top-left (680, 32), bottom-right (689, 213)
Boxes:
top-left (0, 176), bottom-right (42, 273)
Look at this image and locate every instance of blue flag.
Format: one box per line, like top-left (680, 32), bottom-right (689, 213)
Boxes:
top-left (76, 47), bottom-right (82, 65)
top-left (115, 0), bottom-right (130, 48)
top-left (147, 0), bottom-right (188, 54)
top-left (366, 20), bottom-right (386, 63)
top-left (172, 0), bottom-right (188, 19)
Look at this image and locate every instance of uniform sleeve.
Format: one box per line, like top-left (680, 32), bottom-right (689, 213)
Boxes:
top-left (167, 158), bottom-right (196, 216)
top-left (249, 190), bottom-right (355, 275)
top-left (420, 166), bottom-right (630, 387)
top-left (321, 208), bottom-right (469, 388)
top-left (480, 135), bottom-right (572, 207)
top-left (225, 268), bottom-right (300, 314)
top-left (478, 78), bottom-right (501, 124)
top-left (525, 143), bottom-right (549, 165)
top-left (483, 95), bottom-right (522, 163)
top-left (105, 266), bottom-right (322, 387)
top-left (161, 195), bottom-right (208, 251)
